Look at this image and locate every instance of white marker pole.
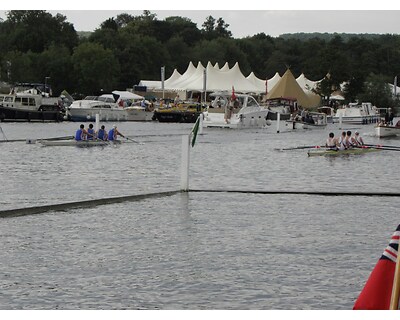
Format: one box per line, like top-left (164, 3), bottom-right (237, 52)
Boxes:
top-left (276, 112), bottom-right (280, 133)
top-left (199, 114), bottom-right (204, 135)
top-left (180, 134), bottom-right (190, 191)
top-left (339, 113), bottom-right (342, 130)
top-left (95, 114), bottom-right (100, 132)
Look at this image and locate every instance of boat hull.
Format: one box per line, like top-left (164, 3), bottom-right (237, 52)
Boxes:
top-left (286, 120), bottom-right (327, 130)
top-left (332, 115), bottom-right (380, 124)
top-left (125, 107), bottom-right (154, 121)
top-left (39, 140), bottom-right (122, 147)
top-left (308, 147), bottom-right (381, 156)
top-left (203, 110), bottom-right (269, 129)
top-left (66, 108), bottom-right (129, 122)
top-left (153, 110), bottom-right (201, 123)
top-left (0, 105), bottom-right (64, 122)
top-left (375, 125), bottom-right (400, 137)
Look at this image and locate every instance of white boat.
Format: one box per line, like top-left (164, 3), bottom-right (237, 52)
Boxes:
top-left (38, 139), bottom-right (122, 147)
top-left (332, 102), bottom-right (380, 124)
top-left (286, 112), bottom-right (328, 129)
top-left (375, 123), bottom-right (400, 137)
top-left (202, 92), bottom-right (269, 129)
top-left (317, 106), bottom-right (335, 123)
top-left (125, 106), bottom-right (154, 121)
top-left (66, 96), bottom-right (128, 122)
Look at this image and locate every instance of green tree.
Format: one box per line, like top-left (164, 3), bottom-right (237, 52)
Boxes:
top-left (3, 50), bottom-right (36, 83)
top-left (3, 10), bottom-right (78, 53)
top-left (358, 73), bottom-right (393, 107)
top-left (71, 42), bottom-right (120, 95)
top-left (35, 45), bottom-right (74, 95)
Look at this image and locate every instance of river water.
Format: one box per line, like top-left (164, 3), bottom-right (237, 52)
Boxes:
top-left (0, 120), bottom-right (399, 310)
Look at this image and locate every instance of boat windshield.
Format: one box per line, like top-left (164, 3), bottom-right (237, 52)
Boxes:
top-left (246, 96), bottom-right (259, 108)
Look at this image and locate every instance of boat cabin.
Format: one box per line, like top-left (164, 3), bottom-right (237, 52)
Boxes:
top-left (0, 93), bottom-right (42, 111)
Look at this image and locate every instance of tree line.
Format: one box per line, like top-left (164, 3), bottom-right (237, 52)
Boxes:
top-left (0, 10), bottom-right (399, 108)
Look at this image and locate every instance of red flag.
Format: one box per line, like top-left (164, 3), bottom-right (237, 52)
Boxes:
top-left (231, 86), bottom-right (237, 101)
top-left (353, 224), bottom-right (400, 310)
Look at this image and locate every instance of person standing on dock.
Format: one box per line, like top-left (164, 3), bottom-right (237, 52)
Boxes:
top-left (108, 125), bottom-right (125, 141)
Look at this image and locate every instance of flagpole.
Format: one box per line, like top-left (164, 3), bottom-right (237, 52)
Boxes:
top-left (390, 243), bottom-right (400, 309)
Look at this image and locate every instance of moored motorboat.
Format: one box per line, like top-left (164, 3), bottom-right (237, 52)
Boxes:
top-left (153, 102), bottom-right (204, 123)
top-left (202, 92), bottom-right (269, 129)
top-left (286, 112), bottom-right (328, 130)
top-left (66, 96), bottom-right (128, 122)
top-left (264, 97), bottom-right (294, 121)
top-left (125, 105), bottom-right (154, 121)
top-left (332, 102), bottom-right (380, 124)
top-left (38, 139), bottom-right (122, 147)
top-left (375, 123), bottom-right (400, 137)
top-left (0, 83), bottom-right (64, 122)
top-left (307, 147), bottom-right (381, 157)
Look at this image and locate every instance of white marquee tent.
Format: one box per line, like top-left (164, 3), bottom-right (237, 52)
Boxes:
top-left (137, 61), bottom-right (324, 100)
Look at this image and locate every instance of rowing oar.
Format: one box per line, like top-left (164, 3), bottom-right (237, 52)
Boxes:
top-left (46, 135), bottom-right (74, 141)
top-left (364, 143), bottom-right (400, 149)
top-left (275, 145), bottom-right (324, 151)
top-left (0, 126), bottom-right (8, 141)
top-left (354, 145), bottom-right (400, 152)
top-left (125, 136), bottom-right (144, 145)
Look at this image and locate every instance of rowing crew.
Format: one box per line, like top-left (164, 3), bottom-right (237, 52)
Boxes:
top-left (325, 130), bottom-right (364, 150)
top-left (75, 124), bottom-right (125, 141)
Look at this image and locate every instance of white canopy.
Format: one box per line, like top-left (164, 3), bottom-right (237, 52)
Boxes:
top-left (296, 73), bottom-right (321, 92)
top-left (137, 62), bottom-right (323, 96)
top-left (112, 90), bottom-right (144, 100)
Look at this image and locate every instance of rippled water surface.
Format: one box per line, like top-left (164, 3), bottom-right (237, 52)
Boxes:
top-left (0, 120), bottom-right (399, 309)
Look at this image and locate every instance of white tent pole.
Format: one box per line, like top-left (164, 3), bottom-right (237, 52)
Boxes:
top-left (203, 69), bottom-right (207, 104)
top-left (161, 66), bottom-right (165, 99)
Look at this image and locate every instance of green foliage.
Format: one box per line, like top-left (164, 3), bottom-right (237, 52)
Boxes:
top-left (71, 42), bottom-right (120, 94)
top-left (0, 9), bottom-right (400, 101)
top-left (357, 73), bottom-right (393, 107)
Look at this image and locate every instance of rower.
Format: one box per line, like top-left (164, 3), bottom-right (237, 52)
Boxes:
top-left (325, 132), bottom-right (338, 150)
top-left (354, 131), bottom-right (364, 146)
top-left (87, 123), bottom-right (95, 140)
top-left (75, 124), bottom-right (88, 141)
top-left (108, 125), bottom-right (125, 141)
top-left (97, 125), bottom-right (108, 141)
top-left (344, 130), bottom-right (355, 148)
top-left (338, 131), bottom-right (347, 150)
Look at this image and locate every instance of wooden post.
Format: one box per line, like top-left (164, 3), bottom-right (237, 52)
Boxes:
top-left (390, 247), bottom-right (400, 309)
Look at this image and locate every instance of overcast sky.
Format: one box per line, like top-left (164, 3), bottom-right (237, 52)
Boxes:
top-left (1, 2), bottom-right (400, 38)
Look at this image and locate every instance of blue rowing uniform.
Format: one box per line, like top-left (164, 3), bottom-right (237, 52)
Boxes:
top-left (87, 128), bottom-right (94, 140)
top-left (97, 129), bottom-right (106, 140)
top-left (108, 128), bottom-right (115, 141)
top-left (75, 129), bottom-right (83, 141)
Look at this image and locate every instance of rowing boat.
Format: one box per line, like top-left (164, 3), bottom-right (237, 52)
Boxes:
top-left (38, 139), bottom-right (122, 147)
top-left (307, 147), bottom-right (381, 157)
